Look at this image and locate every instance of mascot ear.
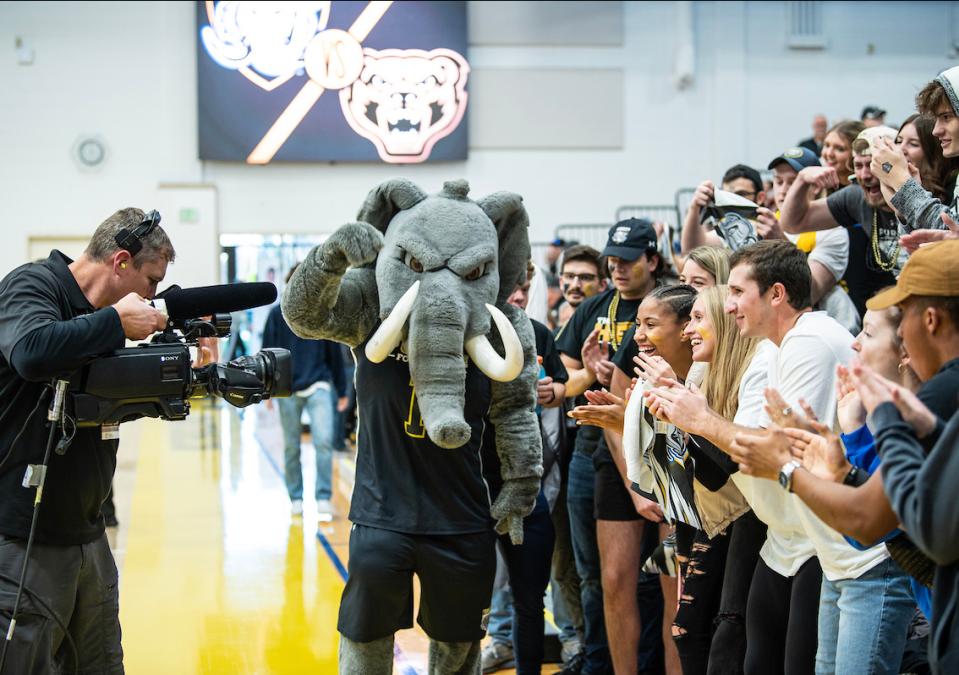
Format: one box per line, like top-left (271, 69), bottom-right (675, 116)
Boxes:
top-left (357, 179), bottom-right (428, 233)
top-left (431, 54), bottom-right (457, 85)
top-left (477, 192), bottom-right (531, 307)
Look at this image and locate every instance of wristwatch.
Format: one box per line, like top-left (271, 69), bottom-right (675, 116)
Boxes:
top-left (778, 459), bottom-right (802, 492)
top-left (842, 466), bottom-right (862, 486)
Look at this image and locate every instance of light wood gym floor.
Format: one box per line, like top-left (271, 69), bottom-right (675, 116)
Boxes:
top-left (111, 400), bottom-right (546, 674)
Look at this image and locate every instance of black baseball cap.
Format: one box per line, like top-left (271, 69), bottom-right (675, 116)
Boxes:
top-left (767, 147), bottom-right (821, 173)
top-left (861, 105), bottom-right (887, 121)
top-left (601, 218), bottom-right (658, 261)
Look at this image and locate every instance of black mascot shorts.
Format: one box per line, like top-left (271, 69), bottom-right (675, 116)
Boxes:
top-left (338, 523), bottom-right (497, 643)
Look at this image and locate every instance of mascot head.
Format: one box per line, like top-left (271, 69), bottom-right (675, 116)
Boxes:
top-left (339, 48), bottom-right (469, 163)
top-left (358, 179), bottom-right (531, 448)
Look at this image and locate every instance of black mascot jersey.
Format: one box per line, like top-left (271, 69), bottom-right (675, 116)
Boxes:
top-left (350, 334), bottom-right (494, 535)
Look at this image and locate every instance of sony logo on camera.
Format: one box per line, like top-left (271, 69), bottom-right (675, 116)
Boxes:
top-left (160, 355), bottom-right (179, 362)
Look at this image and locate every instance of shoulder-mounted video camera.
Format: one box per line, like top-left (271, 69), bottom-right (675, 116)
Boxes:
top-left (699, 189), bottom-right (760, 252)
top-left (69, 282), bottom-right (292, 427)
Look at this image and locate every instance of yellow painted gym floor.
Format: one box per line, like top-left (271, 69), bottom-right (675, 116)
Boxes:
top-left (111, 400), bottom-right (542, 674)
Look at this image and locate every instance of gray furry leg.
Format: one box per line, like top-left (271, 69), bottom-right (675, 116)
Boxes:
top-left (428, 639), bottom-right (481, 675)
top-left (339, 634), bottom-right (394, 675)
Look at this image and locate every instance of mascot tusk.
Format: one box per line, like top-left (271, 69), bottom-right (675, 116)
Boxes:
top-left (365, 281), bottom-right (420, 363)
top-left (464, 303), bottom-right (523, 382)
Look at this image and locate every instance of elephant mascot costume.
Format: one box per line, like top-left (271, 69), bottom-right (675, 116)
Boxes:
top-left (282, 179), bottom-right (543, 674)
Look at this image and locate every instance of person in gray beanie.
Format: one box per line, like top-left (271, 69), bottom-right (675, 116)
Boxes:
top-left (871, 65), bottom-right (959, 234)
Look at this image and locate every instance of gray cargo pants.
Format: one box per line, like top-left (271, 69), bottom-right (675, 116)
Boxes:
top-left (0, 533), bottom-right (123, 674)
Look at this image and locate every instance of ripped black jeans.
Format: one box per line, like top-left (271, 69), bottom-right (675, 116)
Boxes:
top-left (673, 522), bottom-right (731, 675)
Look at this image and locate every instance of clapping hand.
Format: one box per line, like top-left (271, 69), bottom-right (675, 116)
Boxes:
top-left (729, 427), bottom-right (793, 481)
top-left (582, 328), bottom-right (614, 388)
top-left (581, 328), bottom-right (603, 371)
top-left (633, 351), bottom-right (676, 386)
top-left (835, 365), bottom-right (866, 433)
top-left (784, 423), bottom-right (851, 483)
top-left (763, 388), bottom-right (819, 432)
top-left (567, 387), bottom-right (627, 433)
top-left (846, 360), bottom-right (937, 438)
top-left (644, 379), bottom-right (707, 433)
top-left (847, 360), bottom-right (896, 414)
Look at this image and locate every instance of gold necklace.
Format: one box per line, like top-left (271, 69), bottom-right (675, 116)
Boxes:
top-left (871, 210), bottom-right (900, 272)
top-left (606, 290), bottom-right (622, 351)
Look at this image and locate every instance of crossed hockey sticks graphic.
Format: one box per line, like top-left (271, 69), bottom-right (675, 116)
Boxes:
top-left (245, 1), bottom-right (394, 164)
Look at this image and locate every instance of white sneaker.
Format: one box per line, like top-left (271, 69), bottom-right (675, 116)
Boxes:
top-left (560, 639), bottom-right (583, 665)
top-left (480, 642), bottom-right (513, 673)
top-left (316, 499), bottom-right (333, 522)
top-left (290, 499), bottom-right (303, 517)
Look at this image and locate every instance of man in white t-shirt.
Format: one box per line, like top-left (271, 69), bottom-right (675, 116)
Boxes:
top-left (726, 240), bottom-right (914, 675)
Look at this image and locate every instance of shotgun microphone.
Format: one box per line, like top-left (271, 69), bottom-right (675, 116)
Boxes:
top-left (154, 282), bottom-right (277, 326)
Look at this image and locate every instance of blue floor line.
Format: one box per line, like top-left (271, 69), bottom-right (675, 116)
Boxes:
top-left (255, 434), bottom-right (423, 674)
top-left (316, 530), bottom-right (349, 581)
top-left (255, 440), bottom-right (349, 581)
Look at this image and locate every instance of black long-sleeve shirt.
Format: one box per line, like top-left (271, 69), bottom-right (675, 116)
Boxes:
top-left (687, 434), bottom-right (738, 491)
top-left (874, 402), bottom-right (959, 673)
top-left (0, 251), bottom-right (126, 544)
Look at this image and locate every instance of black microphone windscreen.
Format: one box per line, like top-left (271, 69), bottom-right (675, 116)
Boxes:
top-left (163, 282), bottom-right (277, 321)
top-left (155, 284), bottom-right (182, 299)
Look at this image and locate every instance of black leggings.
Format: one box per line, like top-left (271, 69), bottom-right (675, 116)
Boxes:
top-left (673, 522), bottom-right (731, 675)
top-left (707, 510), bottom-right (767, 675)
top-left (744, 556), bottom-right (822, 675)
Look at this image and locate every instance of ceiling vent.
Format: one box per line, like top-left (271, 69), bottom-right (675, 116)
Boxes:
top-left (787, 1), bottom-right (827, 50)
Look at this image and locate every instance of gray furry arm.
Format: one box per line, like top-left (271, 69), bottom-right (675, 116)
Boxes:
top-left (281, 223), bottom-right (381, 347)
top-left (488, 305), bottom-right (543, 480)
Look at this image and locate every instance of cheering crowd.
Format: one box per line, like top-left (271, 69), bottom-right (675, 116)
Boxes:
top-left (482, 65), bottom-right (959, 675)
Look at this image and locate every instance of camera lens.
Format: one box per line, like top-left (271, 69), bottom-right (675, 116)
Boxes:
top-left (223, 349), bottom-right (292, 400)
top-left (260, 349), bottom-right (292, 398)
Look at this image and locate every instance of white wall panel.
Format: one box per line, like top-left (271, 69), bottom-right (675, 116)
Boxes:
top-left (469, 68), bottom-right (624, 148)
top-left (468, 1), bottom-right (624, 46)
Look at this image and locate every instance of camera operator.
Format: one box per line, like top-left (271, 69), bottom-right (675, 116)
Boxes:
top-left (0, 207), bottom-right (175, 674)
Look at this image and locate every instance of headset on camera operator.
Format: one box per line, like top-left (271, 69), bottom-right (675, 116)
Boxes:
top-left (0, 207), bottom-right (188, 674)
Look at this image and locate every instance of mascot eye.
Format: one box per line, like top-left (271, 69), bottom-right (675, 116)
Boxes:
top-left (404, 252), bottom-right (424, 273)
top-left (464, 265), bottom-right (485, 281)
